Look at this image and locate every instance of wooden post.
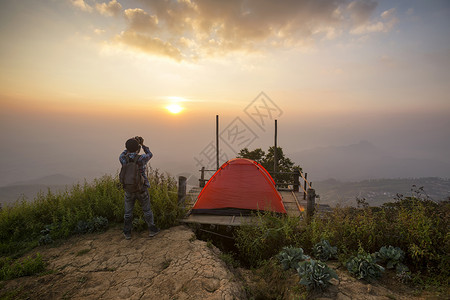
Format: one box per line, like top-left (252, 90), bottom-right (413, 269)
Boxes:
top-left (293, 169), bottom-right (300, 192)
top-left (216, 115), bottom-right (219, 170)
top-left (303, 172), bottom-right (308, 200)
top-left (199, 167), bottom-right (205, 187)
top-left (274, 119), bottom-right (278, 173)
top-left (306, 188), bottom-right (316, 223)
top-left (178, 176), bottom-right (187, 208)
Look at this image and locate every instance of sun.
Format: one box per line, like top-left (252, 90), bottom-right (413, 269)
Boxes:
top-left (166, 103), bottom-right (183, 114)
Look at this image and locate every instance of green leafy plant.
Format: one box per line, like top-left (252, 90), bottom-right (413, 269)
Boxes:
top-left (346, 253), bottom-right (384, 281)
top-left (74, 216), bottom-right (108, 234)
top-left (38, 224), bottom-right (55, 245)
top-left (376, 245), bottom-right (409, 273)
top-left (297, 259), bottom-right (338, 291)
top-left (0, 171), bottom-right (184, 258)
top-left (219, 253), bottom-right (240, 269)
top-left (132, 217), bottom-right (147, 232)
top-left (235, 212), bottom-right (302, 267)
top-left (313, 239), bottom-right (337, 262)
top-left (0, 253), bottom-right (45, 280)
top-left (277, 246), bottom-right (310, 271)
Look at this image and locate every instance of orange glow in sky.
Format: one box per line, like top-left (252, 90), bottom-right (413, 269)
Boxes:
top-left (166, 103), bottom-right (184, 114)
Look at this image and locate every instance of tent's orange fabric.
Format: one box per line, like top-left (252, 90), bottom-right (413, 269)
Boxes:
top-left (191, 158), bottom-right (287, 215)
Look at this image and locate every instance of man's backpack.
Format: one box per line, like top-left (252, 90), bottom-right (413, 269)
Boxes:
top-left (119, 155), bottom-right (144, 193)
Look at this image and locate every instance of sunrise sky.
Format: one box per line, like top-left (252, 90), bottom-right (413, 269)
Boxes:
top-left (0, 0), bottom-right (449, 185)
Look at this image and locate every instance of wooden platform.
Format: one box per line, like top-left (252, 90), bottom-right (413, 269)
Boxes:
top-left (180, 187), bottom-right (308, 226)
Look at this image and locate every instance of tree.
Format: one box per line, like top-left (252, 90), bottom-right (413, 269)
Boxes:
top-left (238, 147), bottom-right (302, 186)
top-left (238, 148), bottom-right (266, 164)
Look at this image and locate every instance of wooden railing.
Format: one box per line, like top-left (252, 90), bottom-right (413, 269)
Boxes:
top-left (271, 170), bottom-right (313, 200)
top-left (198, 166), bottom-right (216, 188)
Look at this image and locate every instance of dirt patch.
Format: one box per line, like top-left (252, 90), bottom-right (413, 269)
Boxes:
top-left (1, 225), bottom-right (244, 300)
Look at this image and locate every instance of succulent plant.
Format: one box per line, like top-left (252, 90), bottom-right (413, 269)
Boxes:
top-left (376, 245), bottom-right (409, 273)
top-left (297, 259), bottom-right (339, 291)
top-left (346, 253), bottom-right (384, 281)
top-left (313, 239), bottom-right (337, 261)
top-left (277, 246), bottom-right (310, 271)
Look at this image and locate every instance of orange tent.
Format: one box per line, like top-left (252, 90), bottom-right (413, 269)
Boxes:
top-left (191, 158), bottom-right (287, 215)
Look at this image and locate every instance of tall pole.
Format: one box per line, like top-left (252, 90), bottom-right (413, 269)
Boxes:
top-left (216, 115), bottom-right (219, 170)
top-left (274, 119), bottom-right (278, 173)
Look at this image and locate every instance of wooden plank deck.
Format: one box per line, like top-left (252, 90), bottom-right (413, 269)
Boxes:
top-left (180, 187), bottom-right (307, 226)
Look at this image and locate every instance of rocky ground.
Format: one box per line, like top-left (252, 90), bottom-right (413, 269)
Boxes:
top-left (0, 225), bottom-right (441, 299)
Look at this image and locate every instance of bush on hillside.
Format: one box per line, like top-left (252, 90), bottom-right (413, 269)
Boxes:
top-left (0, 253), bottom-right (45, 280)
top-left (304, 192), bottom-right (449, 282)
top-left (234, 186), bottom-right (448, 286)
top-left (235, 212), bottom-right (302, 267)
top-left (0, 170), bottom-right (184, 258)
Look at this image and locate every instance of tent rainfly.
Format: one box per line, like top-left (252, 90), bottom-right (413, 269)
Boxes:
top-left (191, 158), bottom-right (287, 215)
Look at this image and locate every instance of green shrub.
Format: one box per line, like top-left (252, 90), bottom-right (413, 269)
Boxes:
top-left (297, 259), bottom-right (338, 291)
top-left (0, 253), bottom-right (45, 280)
top-left (302, 190), bottom-right (448, 284)
top-left (235, 212), bottom-right (301, 267)
top-left (277, 246), bottom-right (310, 271)
top-left (74, 216), bottom-right (109, 234)
top-left (219, 253), bottom-right (240, 269)
top-left (312, 239), bottom-right (337, 262)
top-left (0, 171), bottom-right (184, 257)
top-left (147, 169), bottom-right (186, 229)
top-left (0, 175), bottom-right (123, 256)
top-left (243, 258), bottom-right (297, 299)
top-left (132, 217), bottom-right (147, 232)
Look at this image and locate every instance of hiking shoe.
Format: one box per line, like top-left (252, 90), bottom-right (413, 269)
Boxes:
top-left (123, 232), bottom-right (131, 240)
top-left (149, 228), bottom-right (160, 237)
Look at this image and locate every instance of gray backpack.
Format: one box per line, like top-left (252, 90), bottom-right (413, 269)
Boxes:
top-left (119, 155), bottom-right (144, 192)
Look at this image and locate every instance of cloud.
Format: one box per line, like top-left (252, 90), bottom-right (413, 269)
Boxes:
top-left (96, 0), bottom-right (122, 17)
top-left (94, 28), bottom-right (106, 35)
top-left (347, 0), bottom-right (378, 25)
top-left (123, 8), bottom-right (158, 32)
top-left (115, 31), bottom-right (183, 61)
top-left (85, 0), bottom-right (397, 60)
top-left (350, 8), bottom-right (397, 34)
top-left (71, 0), bottom-right (93, 12)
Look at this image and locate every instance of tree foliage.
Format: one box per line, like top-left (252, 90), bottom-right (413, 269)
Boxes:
top-left (238, 146), bottom-right (301, 185)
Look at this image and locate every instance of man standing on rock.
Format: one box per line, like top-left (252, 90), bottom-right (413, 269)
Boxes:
top-left (119, 136), bottom-right (160, 240)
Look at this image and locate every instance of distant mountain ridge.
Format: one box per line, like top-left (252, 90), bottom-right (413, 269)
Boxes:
top-left (290, 141), bottom-right (450, 181)
top-left (0, 174), bottom-right (80, 207)
top-left (7, 174), bottom-right (79, 187)
top-left (314, 177), bottom-right (450, 207)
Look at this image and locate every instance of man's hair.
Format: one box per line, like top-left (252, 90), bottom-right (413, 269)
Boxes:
top-left (125, 138), bottom-right (140, 152)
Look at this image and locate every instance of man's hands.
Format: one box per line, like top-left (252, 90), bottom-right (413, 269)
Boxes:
top-left (134, 136), bottom-right (144, 145)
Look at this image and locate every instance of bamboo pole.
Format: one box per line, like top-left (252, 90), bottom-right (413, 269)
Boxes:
top-left (274, 119), bottom-right (278, 173)
top-left (216, 115), bottom-right (219, 170)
